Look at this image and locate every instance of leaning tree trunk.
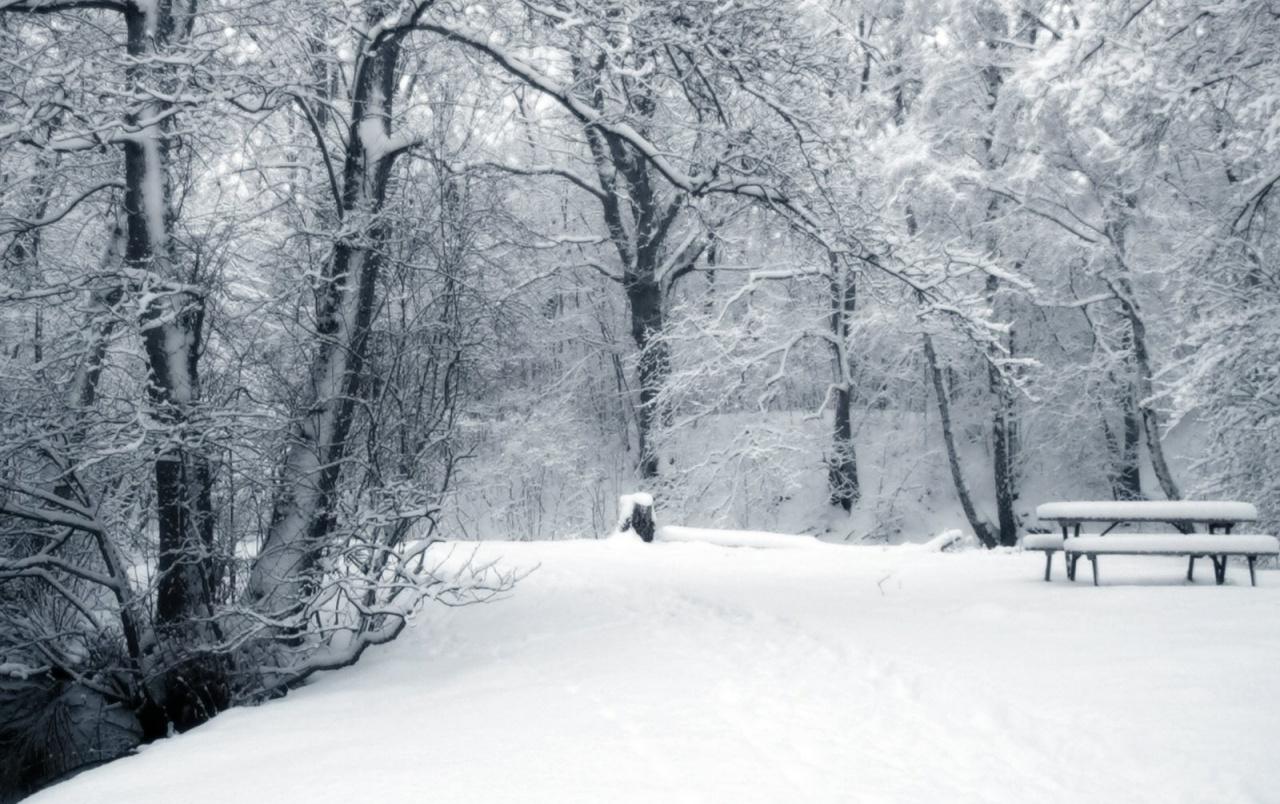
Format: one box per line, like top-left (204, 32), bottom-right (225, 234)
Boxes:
top-left (246, 22), bottom-right (404, 619)
top-left (1121, 288), bottom-right (1182, 501)
top-left (1104, 209), bottom-right (1182, 503)
top-left (923, 332), bottom-right (998, 549)
top-left (827, 253), bottom-right (859, 511)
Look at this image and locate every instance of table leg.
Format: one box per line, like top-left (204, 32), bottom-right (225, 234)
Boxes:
top-left (1187, 556), bottom-right (1196, 582)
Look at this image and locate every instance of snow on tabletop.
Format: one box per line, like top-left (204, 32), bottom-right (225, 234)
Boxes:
top-left (1036, 500), bottom-right (1259, 522)
top-left (1065, 533), bottom-right (1279, 554)
top-left (28, 539), bottom-right (1280, 804)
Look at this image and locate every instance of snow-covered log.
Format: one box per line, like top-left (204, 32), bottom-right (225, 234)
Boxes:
top-left (616, 493), bottom-right (656, 543)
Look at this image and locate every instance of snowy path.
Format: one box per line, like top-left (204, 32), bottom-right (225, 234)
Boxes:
top-left (33, 538), bottom-right (1280, 803)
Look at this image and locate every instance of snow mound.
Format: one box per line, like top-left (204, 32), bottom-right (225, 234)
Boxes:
top-left (658, 524), bottom-right (826, 549)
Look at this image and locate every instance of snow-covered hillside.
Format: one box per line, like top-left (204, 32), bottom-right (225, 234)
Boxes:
top-left (31, 535), bottom-right (1280, 804)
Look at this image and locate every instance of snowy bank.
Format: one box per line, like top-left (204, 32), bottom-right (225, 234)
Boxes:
top-left (29, 539), bottom-right (1280, 804)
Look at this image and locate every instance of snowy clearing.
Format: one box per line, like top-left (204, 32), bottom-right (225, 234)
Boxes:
top-left (32, 536), bottom-right (1280, 804)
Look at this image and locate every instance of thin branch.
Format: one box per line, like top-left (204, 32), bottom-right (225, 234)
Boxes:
top-left (455, 160), bottom-right (606, 203)
top-left (289, 93), bottom-right (344, 221)
top-left (1, 181), bottom-right (122, 236)
top-left (0, 0), bottom-right (126, 12)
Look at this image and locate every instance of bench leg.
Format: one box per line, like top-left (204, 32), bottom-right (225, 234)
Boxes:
top-left (1088, 554), bottom-right (1098, 586)
top-left (1212, 556), bottom-right (1226, 585)
top-left (1044, 551), bottom-right (1054, 582)
top-left (1066, 553), bottom-right (1078, 582)
top-left (1187, 556), bottom-right (1196, 582)
top-left (1248, 556), bottom-right (1256, 587)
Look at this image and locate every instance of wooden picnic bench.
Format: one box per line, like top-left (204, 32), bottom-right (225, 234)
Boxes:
top-left (1025, 500), bottom-right (1278, 586)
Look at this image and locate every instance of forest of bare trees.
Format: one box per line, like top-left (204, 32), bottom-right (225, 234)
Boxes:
top-left (2, 0), bottom-right (1278, 796)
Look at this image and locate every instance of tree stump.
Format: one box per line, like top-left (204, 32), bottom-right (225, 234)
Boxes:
top-left (617, 493), bottom-right (656, 543)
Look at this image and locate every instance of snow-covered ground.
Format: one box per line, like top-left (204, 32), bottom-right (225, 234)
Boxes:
top-left (32, 534), bottom-right (1280, 803)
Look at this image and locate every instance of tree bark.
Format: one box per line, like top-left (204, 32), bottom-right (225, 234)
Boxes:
top-left (114, 0), bottom-right (227, 730)
top-left (122, 2), bottom-right (216, 631)
top-left (923, 332), bottom-right (997, 549)
top-left (626, 274), bottom-right (667, 479)
top-left (1121, 283), bottom-right (1182, 501)
top-left (1117, 380), bottom-right (1143, 499)
top-left (978, 31), bottom-right (1019, 547)
top-left (985, 275), bottom-right (1018, 546)
top-left (246, 18), bottom-right (405, 617)
top-left (574, 52), bottom-right (690, 482)
top-left (827, 253), bottom-right (859, 510)
top-left (1105, 205), bottom-right (1182, 503)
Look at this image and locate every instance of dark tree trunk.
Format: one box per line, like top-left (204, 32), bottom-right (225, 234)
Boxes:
top-left (626, 275), bottom-right (667, 479)
top-left (1122, 291), bottom-right (1182, 502)
top-left (121, 0), bottom-right (226, 729)
top-left (977, 21), bottom-right (1020, 547)
top-left (1117, 381), bottom-right (1143, 499)
top-left (988, 363), bottom-right (1018, 546)
top-left (985, 273), bottom-right (1018, 547)
top-left (575, 52), bottom-right (691, 483)
top-left (923, 332), bottom-right (998, 549)
top-left (828, 254), bottom-right (859, 510)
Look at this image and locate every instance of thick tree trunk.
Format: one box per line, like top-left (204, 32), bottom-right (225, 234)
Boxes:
top-left (977, 26), bottom-right (1020, 547)
top-left (121, 1), bottom-right (225, 730)
top-left (575, 54), bottom-right (686, 482)
top-left (246, 27), bottom-right (403, 617)
top-left (1105, 209), bottom-right (1181, 503)
top-left (985, 275), bottom-right (1018, 546)
top-left (626, 275), bottom-right (667, 480)
top-left (124, 4), bottom-right (214, 626)
top-left (1117, 381), bottom-right (1143, 499)
top-left (987, 363), bottom-right (1018, 546)
top-left (923, 332), bottom-right (997, 549)
top-left (1123, 292), bottom-right (1182, 501)
top-left (827, 254), bottom-right (859, 510)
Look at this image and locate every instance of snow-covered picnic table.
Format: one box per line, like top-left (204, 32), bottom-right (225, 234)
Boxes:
top-left (1026, 500), bottom-right (1276, 586)
top-left (1036, 500), bottom-right (1258, 534)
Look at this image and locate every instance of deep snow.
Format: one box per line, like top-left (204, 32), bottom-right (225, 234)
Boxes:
top-left (31, 534), bottom-right (1280, 803)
